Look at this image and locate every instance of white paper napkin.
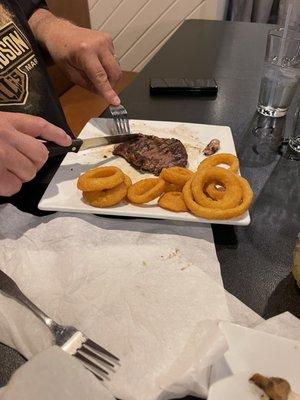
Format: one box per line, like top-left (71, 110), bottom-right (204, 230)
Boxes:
top-left (0, 346), bottom-right (115, 400)
top-left (0, 204), bottom-right (231, 400)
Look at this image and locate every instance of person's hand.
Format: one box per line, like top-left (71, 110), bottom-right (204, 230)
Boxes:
top-left (49, 26), bottom-right (122, 106)
top-left (30, 11), bottom-right (122, 106)
top-left (0, 112), bottom-right (72, 196)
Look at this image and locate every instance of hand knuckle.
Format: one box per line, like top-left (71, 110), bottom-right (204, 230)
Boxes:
top-left (98, 36), bottom-right (106, 45)
top-left (79, 42), bottom-right (89, 52)
top-left (105, 32), bottom-right (112, 43)
top-left (95, 69), bottom-right (108, 83)
top-left (112, 69), bottom-right (122, 82)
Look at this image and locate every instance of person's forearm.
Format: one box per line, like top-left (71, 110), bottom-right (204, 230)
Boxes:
top-left (28, 8), bottom-right (73, 49)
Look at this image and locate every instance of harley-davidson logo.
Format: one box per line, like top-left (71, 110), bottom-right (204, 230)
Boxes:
top-left (0, 21), bottom-right (37, 106)
top-left (0, 66), bottom-right (27, 104)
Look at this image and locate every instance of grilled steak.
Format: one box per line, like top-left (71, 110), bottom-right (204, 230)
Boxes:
top-left (113, 134), bottom-right (188, 175)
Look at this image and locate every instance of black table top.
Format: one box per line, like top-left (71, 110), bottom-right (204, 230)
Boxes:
top-left (102, 19), bottom-right (300, 319)
top-left (0, 19), bottom-right (299, 388)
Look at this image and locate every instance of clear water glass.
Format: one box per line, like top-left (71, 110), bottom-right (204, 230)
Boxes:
top-left (257, 29), bottom-right (300, 117)
top-left (288, 106), bottom-right (300, 159)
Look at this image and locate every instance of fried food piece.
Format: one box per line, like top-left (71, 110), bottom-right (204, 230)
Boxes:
top-left (203, 139), bottom-right (220, 156)
top-left (164, 182), bottom-right (182, 193)
top-left (199, 153), bottom-right (239, 202)
top-left (250, 374), bottom-right (291, 400)
top-left (127, 178), bottom-right (166, 204)
top-left (83, 174), bottom-right (131, 208)
top-left (198, 153), bottom-right (239, 173)
top-left (123, 175), bottom-right (132, 188)
top-left (205, 183), bottom-right (226, 200)
top-left (191, 167), bottom-right (242, 209)
top-left (160, 167), bottom-right (193, 188)
top-left (83, 183), bottom-right (127, 208)
top-left (77, 166), bottom-right (124, 192)
top-left (158, 192), bottom-right (188, 212)
top-left (183, 175), bottom-right (253, 220)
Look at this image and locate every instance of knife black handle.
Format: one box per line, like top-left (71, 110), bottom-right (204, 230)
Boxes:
top-left (45, 138), bottom-right (83, 157)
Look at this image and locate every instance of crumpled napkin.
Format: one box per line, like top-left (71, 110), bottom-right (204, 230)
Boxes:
top-left (0, 204), bottom-right (231, 400)
top-left (0, 346), bottom-right (115, 400)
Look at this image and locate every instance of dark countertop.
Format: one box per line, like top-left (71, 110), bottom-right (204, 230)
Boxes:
top-left (0, 19), bottom-right (299, 389)
top-left (102, 19), bottom-right (300, 319)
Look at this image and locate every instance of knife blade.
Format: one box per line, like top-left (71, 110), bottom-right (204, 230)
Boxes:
top-left (45, 133), bottom-right (139, 157)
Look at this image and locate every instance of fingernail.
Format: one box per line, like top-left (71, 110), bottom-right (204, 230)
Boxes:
top-left (112, 96), bottom-right (121, 106)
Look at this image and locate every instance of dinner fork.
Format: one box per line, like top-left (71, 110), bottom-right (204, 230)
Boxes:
top-left (0, 269), bottom-right (119, 380)
top-left (109, 104), bottom-right (131, 135)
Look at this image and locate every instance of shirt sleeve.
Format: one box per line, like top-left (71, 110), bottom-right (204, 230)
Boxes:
top-left (17, 0), bottom-right (49, 19)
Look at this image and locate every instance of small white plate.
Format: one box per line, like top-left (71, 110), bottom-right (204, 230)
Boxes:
top-left (208, 322), bottom-right (300, 399)
top-left (39, 118), bottom-right (251, 225)
top-left (208, 372), bottom-right (300, 400)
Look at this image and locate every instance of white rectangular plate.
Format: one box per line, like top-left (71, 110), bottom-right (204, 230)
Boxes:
top-left (39, 118), bottom-right (250, 225)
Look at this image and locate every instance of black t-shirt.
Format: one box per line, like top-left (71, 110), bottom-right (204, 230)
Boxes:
top-left (0, 0), bottom-right (73, 213)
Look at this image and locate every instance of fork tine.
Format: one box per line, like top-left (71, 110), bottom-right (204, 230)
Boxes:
top-left (80, 345), bottom-right (114, 368)
top-left (85, 338), bottom-right (119, 362)
top-left (114, 116), bottom-right (122, 135)
top-left (120, 115), bottom-right (127, 134)
top-left (110, 105), bottom-right (131, 135)
top-left (117, 116), bottom-right (125, 134)
top-left (85, 366), bottom-right (104, 381)
top-left (75, 352), bottom-right (109, 376)
top-left (109, 106), bottom-right (121, 134)
top-left (76, 359), bottom-right (104, 381)
top-left (124, 116), bottom-right (130, 134)
top-left (119, 106), bottom-right (130, 134)
top-left (111, 106), bottom-right (124, 135)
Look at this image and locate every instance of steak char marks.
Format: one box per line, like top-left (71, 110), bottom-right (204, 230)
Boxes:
top-left (113, 134), bottom-right (188, 175)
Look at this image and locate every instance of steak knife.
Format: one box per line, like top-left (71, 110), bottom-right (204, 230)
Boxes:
top-left (45, 133), bottom-right (139, 157)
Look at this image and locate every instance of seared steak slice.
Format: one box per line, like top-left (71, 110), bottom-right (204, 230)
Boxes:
top-left (113, 134), bottom-right (188, 175)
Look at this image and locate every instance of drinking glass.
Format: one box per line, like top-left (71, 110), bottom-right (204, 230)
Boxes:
top-left (257, 28), bottom-right (300, 117)
top-left (288, 106), bottom-right (300, 159)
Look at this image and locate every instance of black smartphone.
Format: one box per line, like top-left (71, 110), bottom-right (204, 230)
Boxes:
top-left (149, 78), bottom-right (218, 96)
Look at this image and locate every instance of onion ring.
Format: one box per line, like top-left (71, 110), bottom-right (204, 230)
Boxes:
top-left (77, 166), bottom-right (124, 192)
top-left (205, 183), bottom-right (226, 200)
top-left (160, 167), bottom-right (193, 188)
top-left (127, 178), bottom-right (165, 204)
top-left (83, 182), bottom-right (128, 208)
top-left (164, 182), bottom-right (183, 193)
top-left (123, 174), bottom-right (132, 188)
top-left (158, 191), bottom-right (188, 212)
top-left (192, 167), bottom-right (242, 209)
top-left (198, 153), bottom-right (239, 173)
top-left (183, 176), bottom-right (253, 220)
